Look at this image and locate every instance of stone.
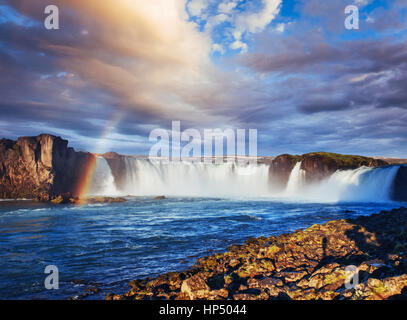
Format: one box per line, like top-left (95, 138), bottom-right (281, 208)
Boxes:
top-left (181, 275), bottom-right (210, 299)
top-left (257, 277), bottom-right (284, 288)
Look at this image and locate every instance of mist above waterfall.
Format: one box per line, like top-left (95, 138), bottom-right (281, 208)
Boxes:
top-left (88, 157), bottom-right (402, 203)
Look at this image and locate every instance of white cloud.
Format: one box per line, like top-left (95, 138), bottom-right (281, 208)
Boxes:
top-left (225, 0), bottom-right (282, 52)
top-left (230, 40), bottom-right (248, 53)
top-left (185, 0), bottom-right (282, 53)
top-left (212, 43), bottom-right (225, 54)
top-left (205, 13), bottom-right (229, 30)
top-left (275, 23), bottom-right (285, 33)
top-left (232, 30), bottom-right (243, 41)
top-left (236, 0), bottom-right (282, 34)
top-left (218, 1), bottom-right (238, 14)
top-left (349, 71), bottom-right (389, 83)
top-left (354, 0), bottom-right (370, 7)
top-left (366, 16), bottom-right (375, 23)
top-left (187, 0), bottom-right (210, 17)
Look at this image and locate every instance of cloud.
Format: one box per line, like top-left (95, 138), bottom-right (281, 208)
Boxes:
top-left (230, 40), bottom-right (248, 52)
top-left (1, 0), bottom-right (407, 157)
top-left (235, 0), bottom-right (282, 34)
top-left (187, 0), bottom-right (210, 16)
top-left (230, 0), bottom-right (282, 52)
top-left (242, 37), bottom-right (407, 114)
top-left (353, 0), bottom-right (371, 6)
top-left (218, 1), bottom-right (238, 14)
top-left (4, 0), bottom-right (225, 122)
top-left (212, 43), bottom-right (225, 54)
top-left (187, 0), bottom-right (282, 53)
top-left (275, 23), bottom-right (285, 33)
top-left (0, 0), bottom-right (283, 149)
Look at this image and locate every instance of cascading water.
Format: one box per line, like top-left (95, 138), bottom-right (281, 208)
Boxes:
top-left (285, 162), bottom-right (306, 194)
top-left (281, 165), bottom-right (400, 203)
top-left (88, 157), bottom-right (119, 196)
top-left (121, 158), bottom-right (271, 198)
top-left (312, 165), bottom-right (400, 203)
top-left (88, 156), bottom-right (402, 203)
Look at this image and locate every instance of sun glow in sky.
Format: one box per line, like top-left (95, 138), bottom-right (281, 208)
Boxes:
top-left (0, 0), bottom-right (407, 156)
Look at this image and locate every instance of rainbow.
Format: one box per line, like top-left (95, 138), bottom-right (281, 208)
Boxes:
top-left (74, 155), bottom-right (98, 203)
top-left (74, 111), bottom-right (124, 202)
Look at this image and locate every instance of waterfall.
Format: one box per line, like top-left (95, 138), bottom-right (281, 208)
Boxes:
top-left (88, 157), bottom-right (119, 196)
top-left (88, 156), bottom-right (402, 203)
top-left (121, 158), bottom-right (271, 198)
top-left (281, 165), bottom-right (400, 203)
top-left (315, 165), bottom-right (400, 202)
top-left (285, 162), bottom-right (306, 194)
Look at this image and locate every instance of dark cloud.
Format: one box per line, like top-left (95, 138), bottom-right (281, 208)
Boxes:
top-left (299, 99), bottom-right (352, 114)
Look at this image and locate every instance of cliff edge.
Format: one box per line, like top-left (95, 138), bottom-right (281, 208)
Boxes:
top-left (269, 152), bottom-right (388, 188)
top-left (0, 134), bottom-right (94, 199)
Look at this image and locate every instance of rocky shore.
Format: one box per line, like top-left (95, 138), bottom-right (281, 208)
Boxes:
top-left (107, 207), bottom-right (407, 300)
top-left (45, 195), bottom-right (127, 205)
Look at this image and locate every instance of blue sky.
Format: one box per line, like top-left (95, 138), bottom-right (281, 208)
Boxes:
top-left (0, 0), bottom-right (407, 157)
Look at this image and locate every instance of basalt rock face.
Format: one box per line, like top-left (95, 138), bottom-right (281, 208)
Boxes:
top-left (269, 154), bottom-right (301, 188)
top-left (300, 152), bottom-right (388, 184)
top-left (0, 134), bottom-right (94, 199)
top-left (393, 166), bottom-right (407, 202)
top-left (102, 152), bottom-right (128, 191)
top-left (269, 152), bottom-right (388, 188)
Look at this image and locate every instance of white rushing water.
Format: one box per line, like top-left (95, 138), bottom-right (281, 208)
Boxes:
top-left (285, 162), bottom-right (306, 195)
top-left (88, 157), bottom-right (401, 202)
top-left (312, 165), bottom-right (400, 202)
top-left (122, 158), bottom-right (271, 197)
top-left (88, 157), bottom-right (119, 196)
top-left (279, 162), bottom-right (400, 203)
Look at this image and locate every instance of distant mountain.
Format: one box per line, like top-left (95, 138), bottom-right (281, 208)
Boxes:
top-left (374, 157), bottom-right (407, 165)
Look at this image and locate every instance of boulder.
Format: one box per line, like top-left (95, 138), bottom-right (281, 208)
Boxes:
top-left (181, 274), bottom-right (210, 299)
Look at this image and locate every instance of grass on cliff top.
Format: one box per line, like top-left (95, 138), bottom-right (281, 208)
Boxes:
top-left (302, 152), bottom-right (385, 166)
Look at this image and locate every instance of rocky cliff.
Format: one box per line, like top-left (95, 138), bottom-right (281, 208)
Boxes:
top-left (0, 134), bottom-right (94, 199)
top-left (393, 166), bottom-right (407, 202)
top-left (269, 154), bottom-right (302, 187)
top-left (269, 152), bottom-right (388, 188)
top-left (101, 152), bottom-right (128, 191)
